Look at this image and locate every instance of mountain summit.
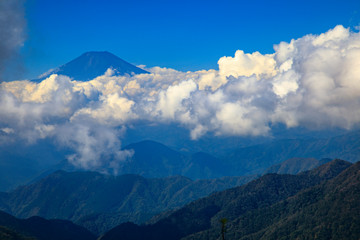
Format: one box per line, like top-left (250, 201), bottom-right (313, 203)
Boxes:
top-left (36, 51), bottom-right (149, 81)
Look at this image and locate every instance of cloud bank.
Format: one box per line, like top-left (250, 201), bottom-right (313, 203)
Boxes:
top-left (1, 25), bottom-right (360, 172)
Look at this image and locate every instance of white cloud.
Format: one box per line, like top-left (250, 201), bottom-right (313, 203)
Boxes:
top-left (155, 79), bottom-right (197, 119)
top-left (55, 121), bottom-right (133, 174)
top-left (312, 25), bottom-right (350, 46)
top-left (72, 93), bottom-right (137, 126)
top-left (1, 127), bottom-right (14, 134)
top-left (271, 25), bottom-right (360, 129)
top-left (218, 50), bottom-right (277, 79)
top-left (1, 25), bottom-right (360, 172)
top-left (272, 70), bottom-right (299, 98)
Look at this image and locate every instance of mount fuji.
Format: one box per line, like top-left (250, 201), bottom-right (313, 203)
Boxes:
top-left (35, 51), bottom-right (149, 82)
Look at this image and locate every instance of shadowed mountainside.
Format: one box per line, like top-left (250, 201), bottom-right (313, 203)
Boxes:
top-left (99, 160), bottom-right (354, 240)
top-left (0, 171), bottom-right (254, 235)
top-left (186, 160), bottom-right (360, 240)
top-left (0, 210), bottom-right (96, 240)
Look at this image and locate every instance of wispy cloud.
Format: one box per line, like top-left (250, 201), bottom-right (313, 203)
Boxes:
top-left (0, 0), bottom-right (26, 81)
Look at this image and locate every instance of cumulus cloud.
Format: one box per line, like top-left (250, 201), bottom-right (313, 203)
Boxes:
top-left (72, 93), bottom-right (137, 126)
top-left (1, 25), bottom-right (360, 172)
top-left (271, 25), bottom-right (360, 129)
top-left (55, 121), bottom-right (133, 174)
top-left (155, 79), bottom-right (197, 120)
top-left (218, 50), bottom-right (277, 79)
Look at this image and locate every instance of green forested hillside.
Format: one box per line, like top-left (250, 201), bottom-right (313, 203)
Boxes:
top-left (0, 210), bottom-right (95, 240)
top-left (0, 226), bottom-right (36, 240)
top-left (0, 170), bottom-right (253, 235)
top-left (100, 160), bottom-right (353, 240)
top-left (187, 160), bottom-right (360, 240)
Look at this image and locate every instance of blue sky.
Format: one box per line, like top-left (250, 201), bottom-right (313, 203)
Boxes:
top-left (22, 0), bottom-right (360, 79)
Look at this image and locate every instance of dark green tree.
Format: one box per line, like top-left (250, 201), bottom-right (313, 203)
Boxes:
top-left (220, 218), bottom-right (228, 240)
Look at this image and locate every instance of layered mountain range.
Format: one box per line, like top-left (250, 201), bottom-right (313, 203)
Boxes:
top-left (2, 130), bottom-right (360, 192)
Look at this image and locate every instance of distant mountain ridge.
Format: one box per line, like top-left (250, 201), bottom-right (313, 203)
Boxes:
top-left (223, 130), bottom-right (360, 175)
top-left (33, 140), bottom-right (234, 182)
top-left (35, 51), bottom-right (149, 81)
top-left (264, 157), bottom-right (332, 175)
top-left (1, 129), bottom-right (360, 192)
top-left (121, 140), bottom-right (230, 179)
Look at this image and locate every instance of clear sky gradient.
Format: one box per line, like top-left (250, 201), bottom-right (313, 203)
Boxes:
top-left (22, 0), bottom-right (360, 79)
